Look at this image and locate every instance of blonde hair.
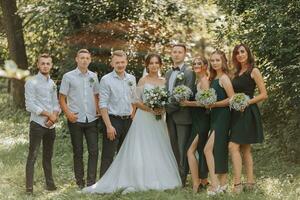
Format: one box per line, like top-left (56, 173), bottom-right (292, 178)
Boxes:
top-left (76, 49), bottom-right (91, 56)
top-left (111, 50), bottom-right (127, 59)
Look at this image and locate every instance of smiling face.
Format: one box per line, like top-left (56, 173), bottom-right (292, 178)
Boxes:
top-left (235, 45), bottom-right (249, 65)
top-left (38, 57), bottom-right (52, 75)
top-left (147, 56), bottom-right (161, 74)
top-left (192, 58), bottom-right (207, 74)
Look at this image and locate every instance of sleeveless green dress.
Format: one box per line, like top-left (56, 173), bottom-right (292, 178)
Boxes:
top-left (185, 84), bottom-right (210, 179)
top-left (210, 79), bottom-right (230, 174)
top-left (230, 70), bottom-right (264, 144)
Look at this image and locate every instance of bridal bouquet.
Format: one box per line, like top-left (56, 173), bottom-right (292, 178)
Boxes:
top-left (195, 88), bottom-right (217, 106)
top-left (171, 85), bottom-right (193, 103)
top-left (229, 93), bottom-right (250, 111)
top-left (144, 86), bottom-right (169, 120)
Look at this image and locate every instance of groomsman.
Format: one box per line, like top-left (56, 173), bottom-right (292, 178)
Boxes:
top-left (59, 49), bottom-right (100, 189)
top-left (25, 53), bottom-right (60, 194)
top-left (99, 50), bottom-right (136, 177)
top-left (165, 44), bottom-right (195, 186)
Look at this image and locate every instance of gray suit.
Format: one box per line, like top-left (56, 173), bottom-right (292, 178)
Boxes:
top-left (165, 64), bottom-right (195, 185)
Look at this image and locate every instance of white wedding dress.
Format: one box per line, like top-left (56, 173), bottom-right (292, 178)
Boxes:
top-left (83, 84), bottom-right (182, 194)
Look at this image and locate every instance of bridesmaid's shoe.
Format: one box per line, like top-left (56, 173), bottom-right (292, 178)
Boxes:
top-left (243, 182), bottom-right (255, 191)
top-left (220, 184), bottom-right (228, 193)
top-left (199, 182), bottom-right (210, 191)
top-left (207, 185), bottom-right (221, 196)
top-left (233, 183), bottom-right (243, 194)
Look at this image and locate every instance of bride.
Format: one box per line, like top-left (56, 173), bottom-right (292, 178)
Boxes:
top-left (83, 53), bottom-right (182, 194)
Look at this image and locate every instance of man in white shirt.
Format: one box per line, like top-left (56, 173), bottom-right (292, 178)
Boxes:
top-left (25, 54), bottom-right (60, 194)
top-left (59, 49), bottom-right (100, 189)
top-left (99, 50), bottom-right (136, 177)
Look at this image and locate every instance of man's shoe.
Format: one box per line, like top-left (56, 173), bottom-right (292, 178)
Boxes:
top-left (26, 188), bottom-right (33, 195)
top-left (46, 184), bottom-right (57, 191)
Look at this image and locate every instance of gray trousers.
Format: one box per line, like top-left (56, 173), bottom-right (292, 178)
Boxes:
top-left (166, 115), bottom-right (191, 184)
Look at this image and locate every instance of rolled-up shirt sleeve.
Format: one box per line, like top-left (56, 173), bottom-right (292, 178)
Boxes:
top-left (59, 74), bottom-right (69, 95)
top-left (25, 80), bottom-right (43, 115)
top-left (99, 77), bottom-right (110, 109)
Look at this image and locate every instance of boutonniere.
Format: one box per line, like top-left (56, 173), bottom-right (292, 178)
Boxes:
top-left (128, 80), bottom-right (133, 87)
top-left (176, 72), bottom-right (185, 81)
top-left (89, 77), bottom-right (95, 87)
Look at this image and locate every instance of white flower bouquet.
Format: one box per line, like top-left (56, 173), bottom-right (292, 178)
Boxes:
top-left (144, 86), bottom-right (169, 120)
top-left (229, 93), bottom-right (250, 111)
top-left (195, 88), bottom-right (217, 106)
top-left (171, 85), bottom-right (193, 103)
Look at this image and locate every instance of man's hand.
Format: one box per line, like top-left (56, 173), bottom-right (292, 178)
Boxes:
top-left (106, 125), bottom-right (117, 141)
top-left (45, 120), bottom-right (54, 128)
top-left (66, 112), bottom-right (78, 123)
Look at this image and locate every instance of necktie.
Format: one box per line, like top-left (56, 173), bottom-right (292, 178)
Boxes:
top-left (172, 67), bottom-right (180, 71)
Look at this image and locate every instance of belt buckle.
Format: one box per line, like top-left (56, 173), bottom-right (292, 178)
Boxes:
top-left (120, 115), bottom-right (129, 119)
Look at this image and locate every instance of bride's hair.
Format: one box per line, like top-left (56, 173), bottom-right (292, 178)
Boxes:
top-left (145, 53), bottom-right (162, 73)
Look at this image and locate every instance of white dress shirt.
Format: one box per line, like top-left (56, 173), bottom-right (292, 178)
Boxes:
top-left (168, 63), bottom-right (184, 93)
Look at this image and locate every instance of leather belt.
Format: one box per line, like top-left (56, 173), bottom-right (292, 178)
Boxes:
top-left (109, 114), bottom-right (131, 120)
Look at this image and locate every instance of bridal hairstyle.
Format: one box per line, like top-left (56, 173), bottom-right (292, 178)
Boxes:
top-left (144, 53), bottom-right (162, 73)
top-left (209, 49), bottom-right (229, 81)
top-left (232, 43), bottom-right (255, 76)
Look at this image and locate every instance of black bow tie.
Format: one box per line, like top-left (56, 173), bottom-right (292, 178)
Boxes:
top-left (172, 67), bottom-right (180, 71)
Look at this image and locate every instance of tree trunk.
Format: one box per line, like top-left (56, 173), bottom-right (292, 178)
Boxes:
top-left (0, 0), bottom-right (28, 108)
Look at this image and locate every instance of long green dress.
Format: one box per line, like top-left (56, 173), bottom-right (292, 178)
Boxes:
top-left (230, 70), bottom-right (264, 144)
top-left (209, 79), bottom-right (230, 174)
top-left (185, 84), bottom-right (210, 179)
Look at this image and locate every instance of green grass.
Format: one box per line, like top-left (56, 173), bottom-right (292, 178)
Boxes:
top-left (0, 93), bottom-right (299, 200)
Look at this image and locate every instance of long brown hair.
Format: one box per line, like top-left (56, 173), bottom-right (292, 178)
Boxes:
top-left (209, 50), bottom-right (229, 81)
top-left (232, 44), bottom-right (255, 76)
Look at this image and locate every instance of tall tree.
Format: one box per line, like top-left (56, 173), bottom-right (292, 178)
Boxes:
top-left (0, 0), bottom-right (28, 108)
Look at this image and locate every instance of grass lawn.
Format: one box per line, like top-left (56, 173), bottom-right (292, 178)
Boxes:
top-left (0, 93), bottom-right (299, 200)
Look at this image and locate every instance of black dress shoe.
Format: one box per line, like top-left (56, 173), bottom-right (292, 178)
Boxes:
top-left (46, 184), bottom-right (57, 191)
top-left (26, 188), bottom-right (33, 195)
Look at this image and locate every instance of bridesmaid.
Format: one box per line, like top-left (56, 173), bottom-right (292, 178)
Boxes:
top-left (204, 50), bottom-right (234, 195)
top-left (180, 56), bottom-right (210, 192)
top-left (229, 44), bottom-right (268, 193)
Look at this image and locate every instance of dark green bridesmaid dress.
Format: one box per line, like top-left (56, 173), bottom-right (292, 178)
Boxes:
top-left (185, 84), bottom-right (210, 179)
top-left (230, 70), bottom-right (264, 144)
top-left (209, 79), bottom-right (230, 174)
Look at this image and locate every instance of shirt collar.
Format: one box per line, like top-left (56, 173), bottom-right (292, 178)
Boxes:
top-left (75, 67), bottom-right (90, 76)
top-left (112, 70), bottom-right (129, 80)
top-left (173, 62), bottom-right (185, 70)
top-left (37, 72), bottom-right (50, 82)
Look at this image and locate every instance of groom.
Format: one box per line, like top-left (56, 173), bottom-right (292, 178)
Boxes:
top-left (166, 44), bottom-right (195, 186)
top-left (99, 50), bottom-right (136, 177)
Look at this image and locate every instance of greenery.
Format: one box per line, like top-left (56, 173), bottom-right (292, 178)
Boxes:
top-left (0, 92), bottom-right (299, 199)
top-left (1, 0), bottom-right (300, 199)
top-left (214, 0), bottom-right (300, 163)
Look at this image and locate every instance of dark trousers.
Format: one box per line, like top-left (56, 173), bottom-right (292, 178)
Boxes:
top-left (166, 116), bottom-right (191, 184)
top-left (67, 120), bottom-right (98, 187)
top-left (26, 121), bottom-right (56, 190)
top-left (99, 116), bottom-right (132, 178)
